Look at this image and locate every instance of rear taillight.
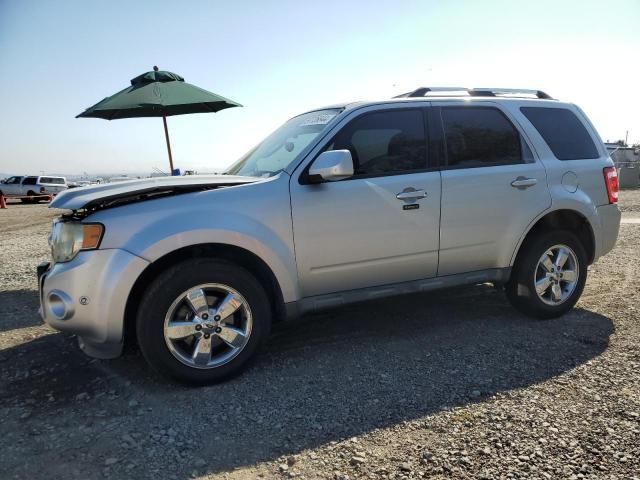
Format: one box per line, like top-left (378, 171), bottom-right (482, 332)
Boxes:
top-left (39, 186), bottom-right (45, 193)
top-left (603, 166), bottom-right (619, 204)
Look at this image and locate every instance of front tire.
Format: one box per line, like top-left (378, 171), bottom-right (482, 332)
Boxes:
top-left (505, 230), bottom-right (587, 319)
top-left (136, 258), bottom-right (272, 384)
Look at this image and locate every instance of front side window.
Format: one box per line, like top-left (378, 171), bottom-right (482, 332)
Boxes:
top-left (442, 107), bottom-right (522, 168)
top-left (7, 176), bottom-right (21, 184)
top-left (520, 107), bottom-right (599, 160)
top-left (227, 109), bottom-right (342, 177)
top-left (326, 109), bottom-right (427, 176)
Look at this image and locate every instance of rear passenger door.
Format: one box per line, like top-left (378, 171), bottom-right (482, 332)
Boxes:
top-left (434, 103), bottom-right (551, 276)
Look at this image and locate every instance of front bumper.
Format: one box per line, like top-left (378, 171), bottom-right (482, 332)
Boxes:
top-left (38, 248), bottom-right (149, 359)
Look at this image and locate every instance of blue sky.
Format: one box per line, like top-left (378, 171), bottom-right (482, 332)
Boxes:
top-left (1, 0), bottom-right (638, 175)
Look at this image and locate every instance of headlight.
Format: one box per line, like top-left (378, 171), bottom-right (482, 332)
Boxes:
top-left (49, 220), bottom-right (104, 263)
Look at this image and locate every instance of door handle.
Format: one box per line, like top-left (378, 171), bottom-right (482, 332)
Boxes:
top-left (511, 177), bottom-right (537, 189)
top-left (396, 189), bottom-right (427, 200)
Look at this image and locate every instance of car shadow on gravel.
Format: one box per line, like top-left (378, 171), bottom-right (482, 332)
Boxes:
top-left (0, 284), bottom-right (614, 479)
top-left (0, 289), bottom-right (43, 332)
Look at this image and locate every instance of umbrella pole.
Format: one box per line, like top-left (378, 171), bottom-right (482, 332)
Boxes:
top-left (162, 114), bottom-right (175, 175)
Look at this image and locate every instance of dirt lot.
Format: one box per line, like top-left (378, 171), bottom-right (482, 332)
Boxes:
top-left (1, 194), bottom-right (639, 480)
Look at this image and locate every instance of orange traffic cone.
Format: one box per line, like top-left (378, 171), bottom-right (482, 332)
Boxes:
top-left (0, 194), bottom-right (6, 209)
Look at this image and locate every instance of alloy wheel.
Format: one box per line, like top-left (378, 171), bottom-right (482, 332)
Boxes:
top-left (534, 244), bottom-right (580, 306)
top-left (163, 283), bottom-right (253, 369)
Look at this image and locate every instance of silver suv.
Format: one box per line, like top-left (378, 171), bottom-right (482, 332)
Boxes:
top-left (39, 87), bottom-right (621, 384)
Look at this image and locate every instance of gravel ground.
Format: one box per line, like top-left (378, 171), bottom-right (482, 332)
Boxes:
top-left (0, 193), bottom-right (639, 480)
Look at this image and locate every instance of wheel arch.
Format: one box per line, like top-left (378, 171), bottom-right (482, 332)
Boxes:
top-left (123, 243), bottom-right (287, 351)
top-left (511, 209), bottom-right (596, 268)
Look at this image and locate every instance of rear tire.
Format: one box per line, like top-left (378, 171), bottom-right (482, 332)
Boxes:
top-left (136, 258), bottom-right (272, 385)
top-left (505, 230), bottom-right (587, 319)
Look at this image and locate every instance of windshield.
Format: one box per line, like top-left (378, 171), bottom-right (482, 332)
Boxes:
top-left (226, 109), bottom-right (342, 177)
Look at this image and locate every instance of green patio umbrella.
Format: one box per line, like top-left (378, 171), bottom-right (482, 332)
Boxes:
top-left (77, 66), bottom-right (241, 174)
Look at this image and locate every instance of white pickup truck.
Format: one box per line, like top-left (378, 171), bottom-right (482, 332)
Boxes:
top-left (0, 175), bottom-right (68, 202)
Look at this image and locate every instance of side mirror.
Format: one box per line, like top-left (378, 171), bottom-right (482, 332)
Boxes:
top-left (308, 150), bottom-right (354, 183)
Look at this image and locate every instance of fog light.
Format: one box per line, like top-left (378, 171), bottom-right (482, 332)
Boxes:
top-left (47, 290), bottom-right (74, 320)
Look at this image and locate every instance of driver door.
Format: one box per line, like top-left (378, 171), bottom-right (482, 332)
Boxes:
top-left (2, 176), bottom-right (23, 196)
top-left (290, 106), bottom-right (441, 297)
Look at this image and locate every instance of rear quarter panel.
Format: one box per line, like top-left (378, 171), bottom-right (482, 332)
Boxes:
top-left (505, 101), bottom-right (616, 263)
top-left (507, 101), bottom-right (612, 207)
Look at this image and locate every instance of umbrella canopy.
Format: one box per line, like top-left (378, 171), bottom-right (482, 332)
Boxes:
top-left (77, 67), bottom-right (241, 173)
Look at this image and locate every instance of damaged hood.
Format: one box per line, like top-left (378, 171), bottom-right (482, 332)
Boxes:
top-left (50, 175), bottom-right (261, 211)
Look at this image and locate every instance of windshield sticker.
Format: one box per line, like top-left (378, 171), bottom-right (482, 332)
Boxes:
top-left (299, 113), bottom-right (337, 127)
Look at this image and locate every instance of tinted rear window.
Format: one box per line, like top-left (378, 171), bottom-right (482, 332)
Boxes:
top-left (40, 177), bottom-right (65, 184)
top-left (22, 177), bottom-right (38, 185)
top-left (442, 107), bottom-right (522, 168)
top-left (520, 107), bottom-right (599, 160)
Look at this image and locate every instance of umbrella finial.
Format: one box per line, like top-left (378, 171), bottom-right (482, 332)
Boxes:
top-left (153, 66), bottom-right (159, 72)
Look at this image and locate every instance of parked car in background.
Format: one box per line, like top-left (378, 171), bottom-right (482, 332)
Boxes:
top-left (39, 87), bottom-right (620, 384)
top-left (21, 176), bottom-right (68, 201)
top-left (0, 176), bottom-right (25, 197)
top-left (0, 175), bottom-right (68, 202)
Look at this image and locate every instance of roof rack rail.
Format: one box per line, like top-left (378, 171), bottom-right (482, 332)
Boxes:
top-left (393, 87), bottom-right (553, 100)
